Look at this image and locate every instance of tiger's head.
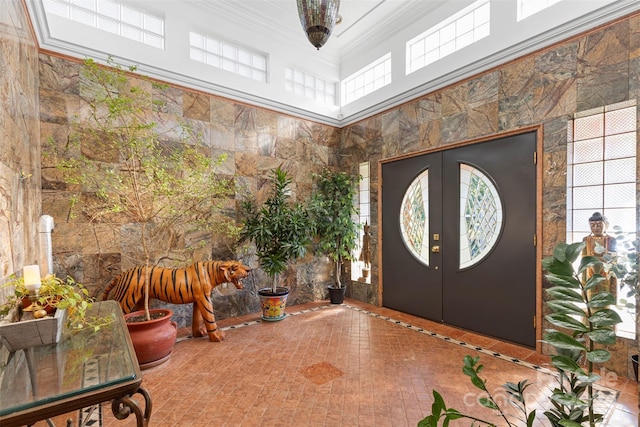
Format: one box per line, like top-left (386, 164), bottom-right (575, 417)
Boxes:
top-left (220, 260), bottom-right (250, 289)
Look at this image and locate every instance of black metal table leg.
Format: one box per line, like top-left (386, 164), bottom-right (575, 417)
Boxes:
top-left (111, 387), bottom-right (152, 427)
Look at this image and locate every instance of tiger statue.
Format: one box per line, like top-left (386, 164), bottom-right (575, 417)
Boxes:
top-left (103, 260), bottom-right (250, 342)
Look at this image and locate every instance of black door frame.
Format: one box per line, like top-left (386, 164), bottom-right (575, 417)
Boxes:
top-left (377, 126), bottom-right (543, 352)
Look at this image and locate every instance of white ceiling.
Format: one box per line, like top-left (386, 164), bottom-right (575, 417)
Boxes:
top-left (26, 0), bottom-right (640, 126)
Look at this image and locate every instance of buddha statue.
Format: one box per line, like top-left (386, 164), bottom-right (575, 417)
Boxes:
top-left (582, 211), bottom-right (617, 301)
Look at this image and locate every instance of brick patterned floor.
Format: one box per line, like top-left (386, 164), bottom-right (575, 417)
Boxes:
top-left (40, 299), bottom-right (637, 426)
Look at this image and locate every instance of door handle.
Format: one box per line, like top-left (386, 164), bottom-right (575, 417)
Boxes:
top-left (432, 245), bottom-right (440, 253)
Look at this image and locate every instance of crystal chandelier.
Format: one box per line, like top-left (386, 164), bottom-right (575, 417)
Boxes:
top-left (296, 0), bottom-right (341, 50)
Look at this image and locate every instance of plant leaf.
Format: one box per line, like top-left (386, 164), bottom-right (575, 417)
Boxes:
top-left (547, 300), bottom-right (585, 316)
top-left (587, 328), bottom-right (616, 345)
top-left (478, 397), bottom-right (498, 410)
top-left (586, 349), bottom-right (611, 363)
top-left (564, 242), bottom-right (586, 263)
top-left (543, 256), bottom-right (574, 277)
top-left (546, 286), bottom-right (584, 301)
top-left (577, 255), bottom-right (602, 275)
top-left (543, 331), bottom-right (587, 351)
top-left (558, 420), bottom-right (586, 427)
top-left (527, 410), bottom-right (536, 427)
top-left (545, 313), bottom-right (588, 332)
top-left (551, 354), bottom-right (585, 374)
top-left (545, 273), bottom-right (581, 289)
top-left (587, 292), bottom-right (615, 308)
top-left (550, 390), bottom-right (588, 408)
top-left (588, 309), bottom-right (622, 327)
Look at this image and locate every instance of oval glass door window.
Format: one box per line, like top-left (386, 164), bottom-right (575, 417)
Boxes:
top-left (459, 163), bottom-right (503, 269)
top-left (400, 169), bottom-right (430, 266)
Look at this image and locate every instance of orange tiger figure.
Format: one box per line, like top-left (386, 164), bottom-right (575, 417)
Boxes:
top-left (103, 260), bottom-right (249, 342)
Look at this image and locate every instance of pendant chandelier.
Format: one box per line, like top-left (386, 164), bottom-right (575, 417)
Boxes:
top-left (296, 0), bottom-right (341, 50)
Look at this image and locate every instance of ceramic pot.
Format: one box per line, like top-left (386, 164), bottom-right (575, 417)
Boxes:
top-left (124, 308), bottom-right (177, 369)
top-left (258, 287), bottom-right (289, 321)
top-left (328, 286), bottom-right (346, 304)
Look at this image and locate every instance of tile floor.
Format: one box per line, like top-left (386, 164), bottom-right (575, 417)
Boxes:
top-left (42, 299), bottom-right (637, 426)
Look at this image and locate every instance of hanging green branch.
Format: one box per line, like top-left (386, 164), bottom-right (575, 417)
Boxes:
top-left (44, 57), bottom-right (240, 320)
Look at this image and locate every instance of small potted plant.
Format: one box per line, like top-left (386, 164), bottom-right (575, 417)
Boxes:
top-left (0, 270), bottom-right (109, 351)
top-left (240, 166), bottom-right (313, 320)
top-left (311, 169), bottom-right (361, 304)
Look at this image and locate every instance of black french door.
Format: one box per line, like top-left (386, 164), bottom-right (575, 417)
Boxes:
top-left (381, 132), bottom-right (537, 347)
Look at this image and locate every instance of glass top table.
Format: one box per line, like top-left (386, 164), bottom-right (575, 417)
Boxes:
top-left (0, 300), bottom-right (151, 427)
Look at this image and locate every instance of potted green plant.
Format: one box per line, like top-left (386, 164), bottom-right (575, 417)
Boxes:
top-left (421, 240), bottom-right (623, 427)
top-left (0, 272), bottom-right (111, 351)
top-left (240, 166), bottom-right (313, 321)
top-left (45, 58), bottom-right (239, 366)
top-left (311, 169), bottom-right (361, 304)
top-left (609, 227), bottom-right (639, 379)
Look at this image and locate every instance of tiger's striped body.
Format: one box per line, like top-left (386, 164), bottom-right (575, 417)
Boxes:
top-left (103, 260), bottom-right (249, 342)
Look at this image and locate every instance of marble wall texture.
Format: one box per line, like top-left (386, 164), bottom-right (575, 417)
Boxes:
top-left (0, 2), bottom-right (637, 380)
top-left (37, 54), bottom-right (342, 328)
top-left (0, 2), bottom-right (41, 290)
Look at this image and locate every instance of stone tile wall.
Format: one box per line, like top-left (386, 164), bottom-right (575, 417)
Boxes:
top-left (37, 55), bottom-right (342, 327)
top-left (0, 2), bottom-right (40, 287)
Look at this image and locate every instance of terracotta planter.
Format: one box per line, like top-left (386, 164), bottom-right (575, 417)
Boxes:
top-left (124, 308), bottom-right (177, 370)
top-left (258, 287), bottom-right (289, 321)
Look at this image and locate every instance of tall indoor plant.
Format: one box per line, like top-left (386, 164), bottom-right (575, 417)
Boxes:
top-left (45, 58), bottom-right (238, 365)
top-left (311, 169), bottom-right (360, 304)
top-left (240, 166), bottom-right (313, 320)
top-left (420, 240), bottom-right (622, 427)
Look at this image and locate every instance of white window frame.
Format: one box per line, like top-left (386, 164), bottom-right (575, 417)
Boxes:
top-left (189, 31), bottom-right (268, 83)
top-left (406, 0), bottom-right (490, 75)
top-left (342, 54), bottom-right (391, 105)
top-left (44, 0), bottom-right (164, 49)
top-left (284, 67), bottom-right (337, 106)
top-left (517, 0), bottom-right (562, 21)
top-left (351, 162), bottom-right (371, 283)
top-left (567, 99), bottom-right (637, 338)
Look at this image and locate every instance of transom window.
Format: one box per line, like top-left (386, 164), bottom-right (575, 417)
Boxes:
top-left (342, 53), bottom-right (391, 105)
top-left (406, 0), bottom-right (490, 75)
top-left (517, 0), bottom-right (562, 21)
top-left (189, 32), bottom-right (267, 83)
top-left (284, 67), bottom-right (337, 106)
top-left (44, 0), bottom-right (164, 49)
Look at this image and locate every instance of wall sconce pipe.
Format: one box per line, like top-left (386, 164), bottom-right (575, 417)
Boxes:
top-left (39, 215), bottom-right (55, 275)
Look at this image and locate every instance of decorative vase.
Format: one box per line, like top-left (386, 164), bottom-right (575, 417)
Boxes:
top-left (328, 286), bottom-right (346, 304)
top-left (258, 287), bottom-right (289, 321)
top-left (124, 308), bottom-right (177, 370)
